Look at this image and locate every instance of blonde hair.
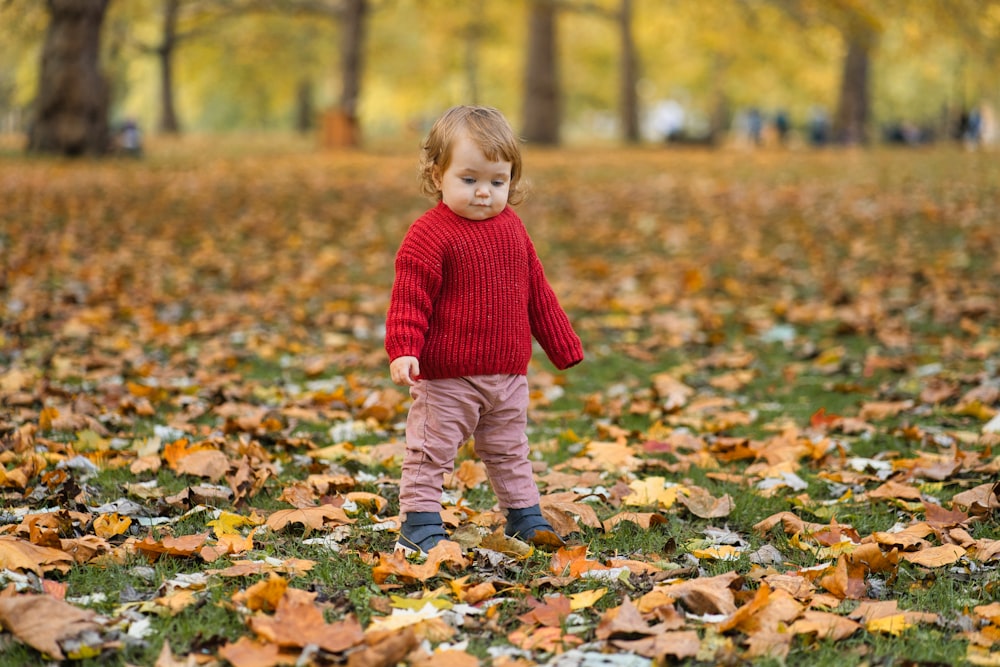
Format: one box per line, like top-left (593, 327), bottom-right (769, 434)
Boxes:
top-left (418, 105), bottom-right (526, 205)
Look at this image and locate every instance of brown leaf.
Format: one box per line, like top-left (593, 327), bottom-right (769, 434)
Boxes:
top-left (790, 610), bottom-right (862, 641)
top-left (445, 460), bottom-right (488, 490)
top-left (371, 541), bottom-right (468, 584)
top-left (595, 597), bottom-right (652, 640)
top-left (952, 482), bottom-right (1000, 516)
top-left (719, 584), bottom-right (803, 634)
top-left (507, 625), bottom-right (583, 653)
top-left (175, 448), bottom-right (231, 482)
top-left (410, 649), bottom-right (480, 667)
top-left (651, 372), bottom-right (694, 411)
top-left (677, 485), bottom-right (734, 518)
top-left (744, 629), bottom-right (793, 660)
top-left (858, 400), bottom-right (915, 421)
top-left (249, 588), bottom-right (364, 653)
top-left (0, 536), bottom-right (75, 574)
top-left (602, 511), bottom-right (668, 531)
top-left (872, 523), bottom-right (934, 550)
top-left (660, 571), bottom-right (740, 615)
top-left (134, 533), bottom-right (209, 561)
top-left (518, 594), bottom-right (572, 627)
top-left (868, 480), bottom-right (923, 502)
top-left (899, 544), bottom-right (966, 568)
top-left (924, 501), bottom-right (970, 527)
top-left (549, 544), bottom-right (608, 577)
top-left (217, 636), bottom-right (296, 667)
top-left (265, 505), bottom-right (355, 532)
top-left (0, 594), bottom-right (103, 660)
top-left (346, 628), bottom-right (420, 667)
top-left (611, 630), bottom-right (701, 660)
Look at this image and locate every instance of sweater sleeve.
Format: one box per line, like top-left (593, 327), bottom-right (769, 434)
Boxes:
top-left (385, 227), bottom-right (443, 362)
top-left (525, 237), bottom-right (584, 371)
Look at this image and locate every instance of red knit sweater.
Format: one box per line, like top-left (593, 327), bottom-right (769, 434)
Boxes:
top-left (385, 202), bottom-right (583, 380)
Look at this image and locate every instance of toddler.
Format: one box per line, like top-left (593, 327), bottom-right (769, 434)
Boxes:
top-left (385, 105), bottom-right (584, 555)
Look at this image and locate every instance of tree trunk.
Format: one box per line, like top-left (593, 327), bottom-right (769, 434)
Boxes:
top-left (334, 0), bottom-right (366, 147)
top-left (708, 54), bottom-right (730, 143)
top-left (618, 0), bottom-right (639, 143)
top-left (28, 0), bottom-right (111, 156)
top-left (464, 0), bottom-right (485, 105)
top-left (522, 0), bottom-right (560, 145)
top-left (833, 23), bottom-right (874, 145)
top-left (296, 79), bottom-right (314, 134)
top-left (157, 0), bottom-right (181, 134)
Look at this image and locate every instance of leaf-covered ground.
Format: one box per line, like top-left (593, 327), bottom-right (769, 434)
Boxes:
top-left (1, 139), bottom-right (999, 667)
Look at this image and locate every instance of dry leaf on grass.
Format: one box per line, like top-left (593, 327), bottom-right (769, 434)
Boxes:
top-left (0, 594), bottom-right (104, 660)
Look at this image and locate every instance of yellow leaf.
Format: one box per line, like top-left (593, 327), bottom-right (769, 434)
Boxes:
top-left (866, 614), bottom-right (911, 636)
top-left (967, 644), bottom-right (1000, 666)
top-left (150, 589), bottom-right (200, 615)
top-left (569, 588), bottom-right (608, 610)
top-left (207, 511), bottom-right (255, 537)
top-left (367, 603), bottom-right (445, 632)
top-left (232, 573), bottom-right (288, 612)
top-left (691, 545), bottom-right (743, 561)
top-left (623, 476), bottom-right (680, 509)
top-left (93, 513), bottom-right (132, 539)
top-left (39, 407), bottom-right (59, 430)
top-left (67, 645), bottom-right (102, 660)
top-left (75, 429), bottom-right (108, 451)
top-left (391, 595), bottom-right (452, 611)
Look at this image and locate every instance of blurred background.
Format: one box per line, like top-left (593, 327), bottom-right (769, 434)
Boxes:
top-left (0, 0), bottom-right (997, 154)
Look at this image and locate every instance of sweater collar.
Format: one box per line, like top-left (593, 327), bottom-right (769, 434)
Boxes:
top-left (432, 200), bottom-right (513, 224)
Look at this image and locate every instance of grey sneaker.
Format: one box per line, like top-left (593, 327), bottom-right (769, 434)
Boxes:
top-left (395, 511), bottom-right (447, 556)
top-left (504, 505), bottom-right (565, 547)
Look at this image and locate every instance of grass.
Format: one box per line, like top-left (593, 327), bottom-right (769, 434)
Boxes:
top-left (1, 139), bottom-right (999, 665)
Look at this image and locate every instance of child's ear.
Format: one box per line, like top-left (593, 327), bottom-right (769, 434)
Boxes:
top-left (431, 168), bottom-right (443, 190)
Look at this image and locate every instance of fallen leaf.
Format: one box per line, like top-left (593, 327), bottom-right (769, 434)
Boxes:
top-left (265, 505), bottom-right (355, 532)
top-left (899, 543), bottom-right (965, 567)
top-left (249, 588), bottom-right (364, 652)
top-left (0, 594), bottom-right (104, 660)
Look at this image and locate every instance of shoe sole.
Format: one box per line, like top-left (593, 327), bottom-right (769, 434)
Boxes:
top-left (394, 540), bottom-right (425, 557)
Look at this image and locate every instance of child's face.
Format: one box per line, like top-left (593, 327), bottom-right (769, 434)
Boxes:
top-left (434, 131), bottom-right (512, 221)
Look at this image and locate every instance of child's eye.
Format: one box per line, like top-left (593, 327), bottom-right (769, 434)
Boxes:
top-left (492, 180), bottom-right (506, 187)
top-left (462, 177), bottom-right (476, 184)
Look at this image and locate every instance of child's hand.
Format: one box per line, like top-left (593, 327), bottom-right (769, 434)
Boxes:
top-left (390, 356), bottom-right (420, 386)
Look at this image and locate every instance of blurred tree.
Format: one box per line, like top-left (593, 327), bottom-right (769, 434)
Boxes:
top-left (152, 0), bottom-right (181, 133)
top-left (336, 0), bottom-right (366, 146)
top-left (523, 0), bottom-right (640, 145)
top-left (224, 0), bottom-right (369, 145)
top-left (772, 0), bottom-right (1000, 145)
top-left (523, 0), bottom-right (561, 145)
top-left (617, 0), bottom-right (639, 143)
top-left (28, 0), bottom-right (112, 156)
top-left (138, 0), bottom-right (241, 135)
top-left (761, 0), bottom-right (880, 145)
top-left (0, 1), bottom-right (47, 134)
top-left (463, 0), bottom-right (486, 106)
top-left (832, 5), bottom-right (878, 145)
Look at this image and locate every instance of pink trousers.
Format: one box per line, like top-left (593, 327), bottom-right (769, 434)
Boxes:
top-left (398, 374), bottom-right (540, 516)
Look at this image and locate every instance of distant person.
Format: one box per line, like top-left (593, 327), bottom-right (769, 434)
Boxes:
top-left (964, 107), bottom-right (982, 148)
top-left (118, 119), bottom-right (142, 157)
top-left (385, 105), bottom-right (584, 555)
top-left (774, 110), bottom-right (790, 145)
top-left (808, 106), bottom-right (829, 146)
top-left (650, 99), bottom-right (685, 142)
top-left (747, 108), bottom-right (763, 146)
